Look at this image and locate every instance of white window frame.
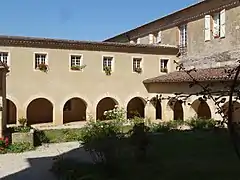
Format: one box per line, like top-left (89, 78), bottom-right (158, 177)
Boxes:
top-left (156, 31), bottom-right (162, 43)
top-left (137, 38), bottom-right (141, 44)
top-left (69, 54), bottom-right (84, 72)
top-left (0, 50), bottom-right (10, 67)
top-left (213, 12), bottom-right (221, 38)
top-left (102, 55), bottom-right (114, 73)
top-left (160, 59), bottom-right (169, 73)
top-left (179, 24), bottom-right (187, 47)
top-left (149, 34), bottom-right (154, 44)
top-left (33, 52), bottom-right (48, 71)
top-left (132, 56), bottom-right (143, 73)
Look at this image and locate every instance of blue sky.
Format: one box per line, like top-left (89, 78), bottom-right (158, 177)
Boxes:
top-left (0, 0), bottom-right (197, 41)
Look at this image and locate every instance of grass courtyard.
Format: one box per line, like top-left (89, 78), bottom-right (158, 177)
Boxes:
top-left (52, 129), bottom-right (240, 180)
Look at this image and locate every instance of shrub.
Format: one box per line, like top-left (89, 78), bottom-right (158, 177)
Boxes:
top-left (18, 117), bottom-right (27, 126)
top-left (186, 117), bottom-right (217, 130)
top-left (0, 137), bottom-right (9, 154)
top-left (34, 130), bottom-right (50, 146)
top-left (7, 142), bottom-right (35, 153)
top-left (130, 116), bottom-right (145, 126)
top-left (80, 120), bottom-right (123, 168)
top-left (129, 123), bottom-right (150, 161)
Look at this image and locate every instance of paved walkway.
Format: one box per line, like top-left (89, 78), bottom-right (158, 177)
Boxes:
top-left (0, 142), bottom-right (91, 180)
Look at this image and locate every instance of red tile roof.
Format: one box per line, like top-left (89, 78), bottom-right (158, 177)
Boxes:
top-left (143, 66), bottom-right (237, 84)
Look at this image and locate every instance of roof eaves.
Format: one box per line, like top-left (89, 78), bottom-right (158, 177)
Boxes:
top-left (103, 0), bottom-right (208, 42)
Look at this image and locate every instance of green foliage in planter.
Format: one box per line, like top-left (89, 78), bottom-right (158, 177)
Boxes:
top-left (103, 66), bottom-right (111, 76)
top-left (161, 68), bottom-right (168, 73)
top-left (38, 63), bottom-right (48, 72)
top-left (18, 117), bottom-right (27, 126)
top-left (71, 64), bottom-right (87, 71)
top-left (14, 117), bottom-right (31, 133)
top-left (186, 117), bottom-right (217, 130)
top-left (134, 67), bottom-right (142, 74)
top-left (13, 126), bottom-right (32, 133)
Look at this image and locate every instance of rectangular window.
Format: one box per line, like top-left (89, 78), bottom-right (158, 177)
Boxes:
top-left (0, 52), bottom-right (9, 66)
top-left (205, 9), bottom-right (225, 41)
top-left (35, 53), bottom-right (47, 69)
top-left (133, 58), bottom-right (142, 73)
top-left (179, 24), bottom-right (187, 47)
top-left (156, 31), bottom-right (162, 43)
top-left (70, 55), bottom-right (82, 71)
top-left (213, 13), bottom-right (220, 38)
top-left (103, 56), bottom-right (113, 71)
top-left (160, 59), bottom-right (168, 73)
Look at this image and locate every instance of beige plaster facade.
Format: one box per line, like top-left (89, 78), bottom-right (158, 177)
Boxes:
top-left (105, 0), bottom-right (240, 123)
top-left (0, 37), bottom-right (178, 129)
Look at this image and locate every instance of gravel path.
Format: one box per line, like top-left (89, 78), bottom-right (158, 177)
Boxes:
top-left (0, 142), bottom-right (91, 180)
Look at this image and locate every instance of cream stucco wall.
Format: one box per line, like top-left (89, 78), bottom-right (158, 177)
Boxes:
top-left (2, 45), bottom-right (177, 125)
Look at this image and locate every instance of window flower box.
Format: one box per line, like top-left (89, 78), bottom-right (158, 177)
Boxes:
top-left (134, 67), bottom-right (142, 74)
top-left (71, 64), bottom-right (87, 71)
top-left (161, 68), bottom-right (168, 73)
top-left (103, 66), bottom-right (111, 76)
top-left (38, 63), bottom-right (48, 73)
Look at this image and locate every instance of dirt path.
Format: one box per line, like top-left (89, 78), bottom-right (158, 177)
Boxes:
top-left (0, 142), bottom-right (91, 180)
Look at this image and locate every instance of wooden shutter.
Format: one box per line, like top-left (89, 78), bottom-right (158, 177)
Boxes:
top-left (220, 9), bottom-right (226, 38)
top-left (157, 31), bottom-right (162, 43)
top-left (205, 15), bottom-right (211, 41)
top-left (149, 34), bottom-right (154, 44)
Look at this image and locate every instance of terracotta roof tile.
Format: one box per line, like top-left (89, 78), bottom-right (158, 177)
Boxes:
top-left (143, 66), bottom-right (237, 84)
top-left (0, 35), bottom-right (178, 55)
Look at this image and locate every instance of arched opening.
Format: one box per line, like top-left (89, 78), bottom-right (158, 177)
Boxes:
top-left (63, 98), bottom-right (87, 124)
top-left (27, 98), bottom-right (53, 125)
top-left (127, 97), bottom-right (146, 119)
top-left (6, 99), bottom-right (17, 124)
top-left (96, 97), bottom-right (118, 120)
top-left (222, 101), bottom-right (240, 123)
top-left (192, 99), bottom-right (211, 119)
top-left (173, 100), bottom-right (184, 120)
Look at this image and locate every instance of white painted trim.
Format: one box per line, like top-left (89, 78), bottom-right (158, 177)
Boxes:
top-left (124, 94), bottom-right (147, 108)
top-left (101, 55), bottom-right (115, 73)
top-left (33, 52), bottom-right (49, 72)
top-left (0, 50), bottom-right (11, 70)
top-left (6, 94), bottom-right (20, 121)
top-left (69, 53), bottom-right (84, 72)
top-left (131, 56), bottom-right (144, 73)
top-left (94, 93), bottom-right (122, 110)
top-left (23, 94), bottom-right (56, 123)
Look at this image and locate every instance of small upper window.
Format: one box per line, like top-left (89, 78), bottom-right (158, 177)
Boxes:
top-left (35, 53), bottom-right (47, 69)
top-left (103, 56), bottom-right (113, 75)
top-left (213, 13), bottom-right (221, 38)
top-left (133, 58), bottom-right (142, 73)
top-left (70, 55), bottom-right (82, 71)
top-left (160, 59), bottom-right (168, 73)
top-left (0, 52), bottom-right (9, 66)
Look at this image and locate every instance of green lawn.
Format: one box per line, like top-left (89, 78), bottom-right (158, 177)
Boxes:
top-left (52, 130), bottom-right (240, 180)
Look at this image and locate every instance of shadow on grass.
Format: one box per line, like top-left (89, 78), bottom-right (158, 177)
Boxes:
top-left (2, 129), bottom-right (240, 180)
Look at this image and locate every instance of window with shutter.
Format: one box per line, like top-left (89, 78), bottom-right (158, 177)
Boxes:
top-left (156, 31), bottom-right (162, 43)
top-left (213, 13), bottom-right (220, 38)
top-left (205, 15), bottom-right (211, 41)
top-left (149, 34), bottom-right (154, 44)
top-left (220, 9), bottom-right (226, 38)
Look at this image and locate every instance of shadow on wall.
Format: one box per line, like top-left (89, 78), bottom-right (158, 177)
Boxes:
top-left (1, 147), bottom-right (91, 180)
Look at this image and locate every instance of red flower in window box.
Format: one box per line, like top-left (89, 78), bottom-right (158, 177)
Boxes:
top-left (38, 63), bottom-right (48, 73)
